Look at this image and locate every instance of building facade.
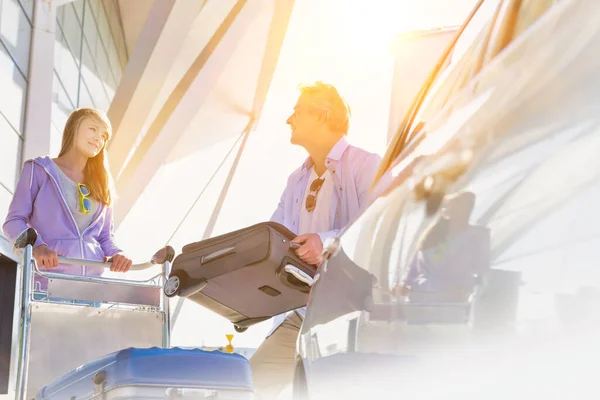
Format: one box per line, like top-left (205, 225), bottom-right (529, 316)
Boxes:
top-left (0, 0), bottom-right (128, 258)
top-left (1, 3), bottom-right (127, 389)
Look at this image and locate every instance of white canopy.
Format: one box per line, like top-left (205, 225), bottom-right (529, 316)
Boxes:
top-left (106, 0), bottom-right (476, 349)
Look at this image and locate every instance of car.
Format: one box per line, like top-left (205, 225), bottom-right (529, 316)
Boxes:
top-left (294, 0), bottom-right (600, 398)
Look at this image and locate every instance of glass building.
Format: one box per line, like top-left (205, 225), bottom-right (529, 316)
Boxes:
top-left (0, 0), bottom-right (127, 243)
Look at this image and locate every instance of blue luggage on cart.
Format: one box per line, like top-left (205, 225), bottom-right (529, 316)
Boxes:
top-left (35, 347), bottom-right (254, 399)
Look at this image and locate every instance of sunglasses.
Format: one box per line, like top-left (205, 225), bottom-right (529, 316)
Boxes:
top-left (306, 178), bottom-right (325, 212)
top-left (77, 183), bottom-right (93, 214)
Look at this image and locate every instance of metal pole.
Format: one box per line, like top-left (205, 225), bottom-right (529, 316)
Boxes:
top-left (15, 244), bottom-right (33, 400)
top-left (170, 0), bottom-right (296, 330)
top-left (201, 123), bottom-right (252, 240)
top-left (162, 260), bottom-right (172, 348)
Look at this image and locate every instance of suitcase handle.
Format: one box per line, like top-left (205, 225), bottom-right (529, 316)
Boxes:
top-left (284, 264), bottom-right (314, 287)
top-left (201, 247), bottom-right (236, 265)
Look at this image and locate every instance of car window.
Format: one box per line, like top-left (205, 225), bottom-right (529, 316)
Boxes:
top-left (482, 0), bottom-right (558, 65)
top-left (374, 0), bottom-right (501, 185)
top-left (513, 0), bottom-right (559, 40)
top-left (414, 0), bottom-right (558, 140)
top-left (439, 121), bottom-right (599, 329)
top-left (375, 0), bottom-right (560, 187)
top-left (407, 121), bottom-right (598, 334)
top-left (408, 0), bottom-right (501, 140)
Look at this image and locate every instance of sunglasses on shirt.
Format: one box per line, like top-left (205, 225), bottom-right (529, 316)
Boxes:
top-left (77, 183), bottom-right (93, 214)
top-left (306, 178), bottom-right (325, 212)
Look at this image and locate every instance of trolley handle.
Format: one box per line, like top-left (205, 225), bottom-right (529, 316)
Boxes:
top-left (13, 228), bottom-right (175, 271)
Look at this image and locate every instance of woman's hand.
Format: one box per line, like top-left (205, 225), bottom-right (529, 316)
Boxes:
top-left (106, 253), bottom-right (132, 272)
top-left (33, 245), bottom-right (58, 269)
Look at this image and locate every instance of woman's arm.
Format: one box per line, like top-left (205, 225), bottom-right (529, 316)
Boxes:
top-left (2, 161), bottom-right (47, 248)
top-left (97, 206), bottom-right (123, 258)
top-left (98, 207), bottom-right (131, 272)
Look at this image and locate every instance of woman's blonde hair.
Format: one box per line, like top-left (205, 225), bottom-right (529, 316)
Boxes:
top-left (58, 108), bottom-right (115, 206)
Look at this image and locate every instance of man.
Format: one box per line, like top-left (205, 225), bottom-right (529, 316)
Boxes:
top-left (249, 82), bottom-right (383, 399)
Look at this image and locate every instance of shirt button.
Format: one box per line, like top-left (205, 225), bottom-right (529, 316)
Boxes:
top-left (332, 170), bottom-right (336, 174)
top-left (296, 199), bottom-right (298, 204)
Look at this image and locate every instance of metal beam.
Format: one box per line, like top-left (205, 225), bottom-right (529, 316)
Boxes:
top-left (45, 0), bottom-right (76, 6)
top-left (249, 0), bottom-right (296, 122)
top-left (170, 0), bottom-right (296, 329)
top-left (112, 0), bottom-right (255, 227)
top-left (199, 0), bottom-right (296, 239)
top-left (201, 120), bottom-right (254, 241)
top-left (22, 0), bottom-right (56, 162)
top-left (107, 0), bottom-right (206, 180)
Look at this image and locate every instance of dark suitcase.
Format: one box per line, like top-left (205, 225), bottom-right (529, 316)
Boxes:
top-left (165, 222), bottom-right (316, 332)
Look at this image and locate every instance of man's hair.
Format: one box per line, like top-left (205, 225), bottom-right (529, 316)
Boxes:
top-left (299, 81), bottom-right (351, 134)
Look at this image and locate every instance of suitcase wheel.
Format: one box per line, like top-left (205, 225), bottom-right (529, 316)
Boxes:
top-left (234, 325), bottom-right (248, 333)
top-left (164, 272), bottom-right (186, 297)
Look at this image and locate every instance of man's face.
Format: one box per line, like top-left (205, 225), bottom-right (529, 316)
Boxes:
top-left (286, 95), bottom-right (322, 146)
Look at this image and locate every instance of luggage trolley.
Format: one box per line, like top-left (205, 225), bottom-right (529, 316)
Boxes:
top-left (9, 228), bottom-right (175, 400)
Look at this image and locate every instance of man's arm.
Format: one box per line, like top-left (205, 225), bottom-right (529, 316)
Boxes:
top-left (270, 188), bottom-right (286, 226)
top-left (356, 152), bottom-right (384, 209)
top-left (316, 230), bottom-right (340, 248)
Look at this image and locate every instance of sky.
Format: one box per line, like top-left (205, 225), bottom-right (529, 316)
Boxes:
top-left (112, 0), bottom-right (477, 350)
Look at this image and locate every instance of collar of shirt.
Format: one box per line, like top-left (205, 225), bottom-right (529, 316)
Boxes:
top-left (301, 136), bottom-right (350, 173)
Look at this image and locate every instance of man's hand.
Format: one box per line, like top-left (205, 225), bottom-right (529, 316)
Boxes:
top-left (33, 245), bottom-right (58, 269)
top-left (106, 253), bottom-right (133, 273)
top-left (392, 283), bottom-right (410, 297)
top-left (292, 233), bottom-right (323, 265)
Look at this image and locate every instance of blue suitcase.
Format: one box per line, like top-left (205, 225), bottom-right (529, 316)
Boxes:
top-left (36, 347), bottom-right (254, 399)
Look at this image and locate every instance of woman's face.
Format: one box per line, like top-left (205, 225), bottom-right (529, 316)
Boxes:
top-left (74, 117), bottom-right (108, 158)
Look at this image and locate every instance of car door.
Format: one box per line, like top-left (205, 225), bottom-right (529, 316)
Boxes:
top-left (298, 0), bottom-right (504, 380)
top-left (299, 0), bottom-right (587, 397)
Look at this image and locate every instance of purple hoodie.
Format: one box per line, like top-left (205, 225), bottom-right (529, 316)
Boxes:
top-left (3, 156), bottom-right (122, 288)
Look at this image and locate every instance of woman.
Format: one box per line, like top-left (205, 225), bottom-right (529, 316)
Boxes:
top-left (3, 108), bottom-right (132, 290)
